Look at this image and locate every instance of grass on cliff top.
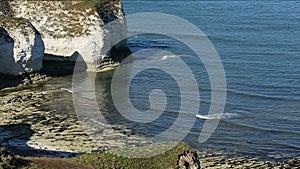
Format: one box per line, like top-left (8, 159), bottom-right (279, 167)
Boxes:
top-left (0, 16), bottom-right (29, 28)
top-left (74, 142), bottom-right (187, 169)
top-left (2, 142), bottom-right (193, 169)
top-left (64, 0), bottom-right (112, 8)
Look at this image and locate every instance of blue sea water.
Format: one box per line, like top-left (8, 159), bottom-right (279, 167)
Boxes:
top-left (116, 1), bottom-right (300, 159)
top-left (1, 0), bottom-right (299, 161)
top-left (40, 1), bottom-right (300, 160)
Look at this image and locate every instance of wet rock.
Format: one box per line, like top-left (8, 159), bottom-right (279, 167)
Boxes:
top-left (0, 86), bottom-right (152, 156)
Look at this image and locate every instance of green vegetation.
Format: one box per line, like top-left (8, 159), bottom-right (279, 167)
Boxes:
top-left (82, 0), bottom-right (106, 6)
top-left (70, 142), bottom-right (195, 169)
top-left (0, 142), bottom-right (197, 169)
top-left (0, 16), bottom-right (30, 29)
top-left (74, 152), bottom-right (128, 169)
top-left (0, 148), bottom-right (27, 169)
top-left (1, 0), bottom-right (121, 38)
top-left (65, 0), bottom-right (109, 9)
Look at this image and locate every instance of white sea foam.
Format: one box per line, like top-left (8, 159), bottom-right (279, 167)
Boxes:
top-left (60, 88), bottom-right (75, 93)
top-left (161, 55), bottom-right (178, 60)
top-left (90, 119), bottom-right (116, 128)
top-left (196, 113), bottom-right (237, 120)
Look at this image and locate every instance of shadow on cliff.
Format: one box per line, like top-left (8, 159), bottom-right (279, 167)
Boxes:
top-left (42, 52), bottom-right (87, 77)
top-left (0, 41), bottom-right (132, 90)
top-left (0, 52), bottom-right (87, 90)
top-left (0, 123), bottom-right (82, 157)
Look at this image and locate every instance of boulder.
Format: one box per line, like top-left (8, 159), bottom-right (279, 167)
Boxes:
top-left (2, 0), bottom-right (130, 71)
top-left (0, 16), bottom-right (44, 76)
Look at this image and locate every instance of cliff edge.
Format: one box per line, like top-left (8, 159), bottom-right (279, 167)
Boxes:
top-left (0, 0), bottom-right (130, 72)
top-left (0, 16), bottom-right (44, 76)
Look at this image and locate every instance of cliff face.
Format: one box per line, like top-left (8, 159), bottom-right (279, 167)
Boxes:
top-left (1, 0), bottom-right (129, 71)
top-left (0, 16), bottom-right (44, 76)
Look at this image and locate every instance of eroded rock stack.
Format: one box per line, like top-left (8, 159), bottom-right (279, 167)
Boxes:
top-left (0, 16), bottom-right (44, 76)
top-left (0, 0), bottom-right (130, 75)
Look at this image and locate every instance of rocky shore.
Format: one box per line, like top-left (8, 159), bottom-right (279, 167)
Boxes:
top-left (0, 76), bottom-right (152, 157)
top-left (199, 153), bottom-right (300, 169)
top-left (0, 76), bottom-right (299, 168)
top-left (0, 1), bottom-right (299, 168)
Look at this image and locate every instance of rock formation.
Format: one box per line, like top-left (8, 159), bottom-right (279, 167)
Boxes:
top-left (1, 0), bottom-right (130, 71)
top-left (177, 150), bottom-right (201, 169)
top-left (0, 16), bottom-right (44, 76)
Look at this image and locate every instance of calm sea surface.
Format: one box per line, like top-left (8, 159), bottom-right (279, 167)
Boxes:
top-left (122, 1), bottom-right (300, 159)
top-left (45, 1), bottom-right (299, 159)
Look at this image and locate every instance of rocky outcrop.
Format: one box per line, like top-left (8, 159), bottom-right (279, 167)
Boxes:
top-left (0, 147), bottom-right (23, 169)
top-left (0, 16), bottom-right (44, 76)
top-left (0, 86), bottom-right (150, 156)
top-left (1, 0), bottom-right (130, 71)
top-left (178, 150), bottom-right (201, 169)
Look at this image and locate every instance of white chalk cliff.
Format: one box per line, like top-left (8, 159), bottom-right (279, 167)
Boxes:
top-left (3, 0), bottom-right (130, 71)
top-left (0, 16), bottom-right (44, 76)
